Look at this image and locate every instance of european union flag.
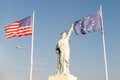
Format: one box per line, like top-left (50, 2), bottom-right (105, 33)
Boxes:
top-left (74, 11), bottom-right (102, 35)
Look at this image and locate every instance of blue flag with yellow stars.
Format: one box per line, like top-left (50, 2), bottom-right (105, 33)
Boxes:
top-left (73, 11), bottom-right (102, 35)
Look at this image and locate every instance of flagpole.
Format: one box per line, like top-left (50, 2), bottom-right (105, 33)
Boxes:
top-left (30, 11), bottom-right (35, 80)
top-left (100, 4), bottom-right (109, 80)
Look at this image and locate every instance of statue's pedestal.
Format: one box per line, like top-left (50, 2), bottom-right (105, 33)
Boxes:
top-left (48, 74), bottom-right (77, 80)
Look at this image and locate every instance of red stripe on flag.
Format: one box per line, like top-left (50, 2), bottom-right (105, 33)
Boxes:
top-left (17, 26), bottom-right (32, 37)
top-left (4, 16), bottom-right (32, 38)
top-left (5, 21), bottom-right (19, 38)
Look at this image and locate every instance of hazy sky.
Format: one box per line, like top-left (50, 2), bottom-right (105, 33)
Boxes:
top-left (0, 0), bottom-right (120, 80)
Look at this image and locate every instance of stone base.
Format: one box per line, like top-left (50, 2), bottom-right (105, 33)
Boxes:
top-left (48, 74), bottom-right (77, 80)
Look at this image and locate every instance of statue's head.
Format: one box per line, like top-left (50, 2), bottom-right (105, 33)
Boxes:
top-left (61, 31), bottom-right (67, 39)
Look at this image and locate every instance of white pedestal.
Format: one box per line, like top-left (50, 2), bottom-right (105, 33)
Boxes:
top-left (48, 74), bottom-right (77, 80)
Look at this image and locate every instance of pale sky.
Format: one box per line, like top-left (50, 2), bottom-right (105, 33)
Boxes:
top-left (0, 0), bottom-right (120, 80)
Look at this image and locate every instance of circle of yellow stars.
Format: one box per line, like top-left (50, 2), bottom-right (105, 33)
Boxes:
top-left (79, 16), bottom-right (95, 32)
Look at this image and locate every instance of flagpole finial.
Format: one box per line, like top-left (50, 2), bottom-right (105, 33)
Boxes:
top-left (32, 10), bottom-right (35, 14)
top-left (99, 4), bottom-right (102, 10)
top-left (100, 3), bottom-right (102, 6)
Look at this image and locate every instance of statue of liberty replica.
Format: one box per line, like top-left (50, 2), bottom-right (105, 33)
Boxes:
top-left (48, 23), bottom-right (77, 80)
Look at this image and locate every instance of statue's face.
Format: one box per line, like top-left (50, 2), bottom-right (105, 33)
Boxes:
top-left (61, 32), bottom-right (67, 39)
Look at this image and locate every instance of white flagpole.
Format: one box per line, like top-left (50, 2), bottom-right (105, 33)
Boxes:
top-left (30, 11), bottom-right (35, 80)
top-left (100, 4), bottom-right (109, 80)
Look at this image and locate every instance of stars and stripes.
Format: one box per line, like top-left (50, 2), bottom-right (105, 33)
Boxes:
top-left (5, 16), bottom-right (32, 38)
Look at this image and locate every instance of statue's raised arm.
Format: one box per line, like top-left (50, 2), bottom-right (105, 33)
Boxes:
top-left (66, 23), bottom-right (74, 40)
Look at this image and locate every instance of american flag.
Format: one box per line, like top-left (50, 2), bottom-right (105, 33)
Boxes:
top-left (5, 16), bottom-right (32, 38)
